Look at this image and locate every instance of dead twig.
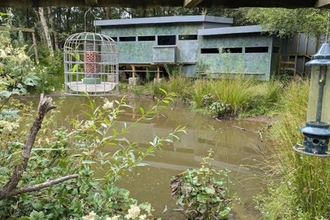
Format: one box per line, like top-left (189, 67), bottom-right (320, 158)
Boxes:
top-left (0, 94), bottom-right (78, 200)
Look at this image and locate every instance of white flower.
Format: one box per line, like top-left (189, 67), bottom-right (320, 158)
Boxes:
top-left (82, 211), bottom-right (96, 220)
top-left (0, 49), bottom-right (7, 58)
top-left (139, 214), bottom-right (147, 220)
top-left (125, 205), bottom-right (141, 219)
top-left (0, 120), bottom-right (19, 133)
top-left (17, 52), bottom-right (28, 61)
top-left (4, 46), bottom-right (12, 55)
top-left (81, 120), bottom-right (94, 131)
top-left (103, 100), bottom-right (114, 110)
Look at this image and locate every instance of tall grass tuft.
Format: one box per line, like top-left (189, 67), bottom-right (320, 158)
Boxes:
top-left (256, 79), bottom-right (330, 219)
top-left (191, 79), bottom-right (214, 108)
top-left (245, 79), bottom-right (283, 116)
top-left (147, 74), bottom-right (193, 101)
top-left (210, 75), bottom-right (256, 114)
top-left (189, 75), bottom-right (283, 117)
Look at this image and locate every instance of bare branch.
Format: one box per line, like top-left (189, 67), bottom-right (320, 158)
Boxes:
top-left (5, 174), bottom-right (79, 198)
top-left (0, 94), bottom-right (56, 199)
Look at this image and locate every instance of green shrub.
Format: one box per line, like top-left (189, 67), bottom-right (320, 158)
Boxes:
top-left (209, 101), bottom-right (231, 118)
top-left (170, 150), bottom-right (233, 220)
top-left (0, 92), bottom-right (186, 219)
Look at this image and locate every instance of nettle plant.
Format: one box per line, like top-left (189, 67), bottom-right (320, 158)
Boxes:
top-left (170, 150), bottom-right (233, 220)
top-left (0, 90), bottom-right (186, 219)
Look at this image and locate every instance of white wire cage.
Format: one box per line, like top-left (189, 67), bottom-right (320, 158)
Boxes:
top-left (63, 32), bottom-right (119, 96)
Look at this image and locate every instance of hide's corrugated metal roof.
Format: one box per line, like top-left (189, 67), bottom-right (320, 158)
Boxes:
top-left (94, 15), bottom-right (233, 27)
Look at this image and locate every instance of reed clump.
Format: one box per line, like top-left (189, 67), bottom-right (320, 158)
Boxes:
top-left (190, 76), bottom-right (282, 117)
top-left (256, 79), bottom-right (330, 219)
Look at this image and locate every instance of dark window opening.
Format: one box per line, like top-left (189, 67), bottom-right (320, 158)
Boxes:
top-left (119, 36), bottom-right (136, 42)
top-left (157, 35), bottom-right (176, 45)
top-left (138, 36), bottom-right (155, 41)
top-left (111, 37), bottom-right (118, 42)
top-left (201, 48), bottom-right (219, 54)
top-left (221, 48), bottom-right (242, 53)
top-left (272, 47), bottom-right (280, 53)
top-left (179, 35), bottom-right (198, 40)
top-left (245, 47), bottom-right (268, 53)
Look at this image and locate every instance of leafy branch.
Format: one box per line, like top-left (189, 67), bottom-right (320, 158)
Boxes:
top-left (0, 94), bottom-right (78, 200)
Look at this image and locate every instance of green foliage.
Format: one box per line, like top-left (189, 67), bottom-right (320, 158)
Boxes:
top-left (0, 23), bottom-right (38, 122)
top-left (0, 29), bottom-right (39, 94)
top-left (147, 74), bottom-right (193, 101)
top-left (255, 80), bottom-right (330, 219)
top-left (244, 79), bottom-right (283, 116)
top-left (35, 49), bottom-right (64, 93)
top-left (0, 91), bottom-right (186, 219)
top-left (245, 8), bottom-right (327, 37)
top-left (190, 80), bottom-right (213, 109)
top-left (150, 74), bottom-right (283, 118)
top-left (0, 13), bottom-right (63, 95)
top-left (210, 77), bottom-right (254, 114)
top-left (190, 77), bottom-right (282, 117)
top-left (208, 101), bottom-right (231, 118)
top-left (170, 149), bottom-right (232, 220)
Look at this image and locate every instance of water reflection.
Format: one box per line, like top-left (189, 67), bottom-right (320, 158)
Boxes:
top-left (113, 99), bottom-right (267, 219)
top-left (18, 96), bottom-right (267, 219)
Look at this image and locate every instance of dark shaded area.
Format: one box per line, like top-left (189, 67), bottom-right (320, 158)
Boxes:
top-left (0, 0), bottom-right (317, 9)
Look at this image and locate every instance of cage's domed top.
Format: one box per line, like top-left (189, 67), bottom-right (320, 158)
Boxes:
top-left (65, 32), bottom-right (115, 43)
top-left (64, 32), bottom-right (118, 53)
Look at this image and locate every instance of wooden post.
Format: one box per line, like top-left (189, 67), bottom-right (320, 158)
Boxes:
top-left (32, 32), bottom-right (39, 63)
top-left (157, 65), bottom-right (160, 81)
top-left (132, 65), bottom-right (136, 78)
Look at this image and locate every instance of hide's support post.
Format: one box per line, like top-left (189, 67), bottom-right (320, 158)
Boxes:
top-left (132, 65), bottom-right (136, 78)
top-left (129, 65), bottom-right (138, 85)
top-left (154, 65), bottom-right (161, 83)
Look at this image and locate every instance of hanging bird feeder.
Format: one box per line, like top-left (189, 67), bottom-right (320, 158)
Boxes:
top-left (294, 42), bottom-right (330, 157)
top-left (63, 32), bottom-right (119, 96)
top-left (63, 8), bottom-right (119, 96)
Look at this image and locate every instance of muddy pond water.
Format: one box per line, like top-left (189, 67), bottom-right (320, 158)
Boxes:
top-left (21, 95), bottom-right (269, 219)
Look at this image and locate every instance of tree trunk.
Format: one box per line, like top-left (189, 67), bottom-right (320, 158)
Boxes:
top-left (38, 7), bottom-right (54, 57)
top-left (66, 8), bottom-right (72, 33)
top-left (47, 7), bottom-right (59, 50)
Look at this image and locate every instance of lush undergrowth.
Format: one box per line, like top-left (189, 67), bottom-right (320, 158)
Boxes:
top-left (146, 75), bottom-right (330, 219)
top-left (254, 79), bottom-right (330, 219)
top-left (145, 75), bottom-right (282, 118)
